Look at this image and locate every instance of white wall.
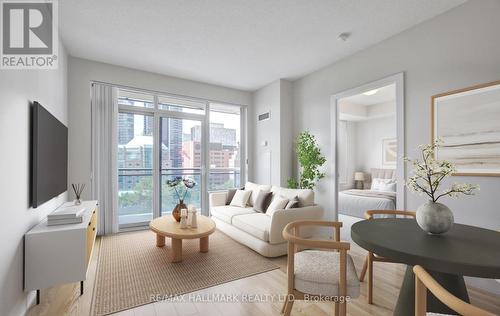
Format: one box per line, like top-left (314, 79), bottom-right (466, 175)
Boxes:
top-left (68, 57), bottom-right (252, 201)
top-left (0, 42), bottom-right (68, 316)
top-left (251, 80), bottom-right (280, 185)
top-left (338, 121), bottom-right (357, 190)
top-left (293, 0), bottom-right (500, 227)
top-left (338, 115), bottom-right (396, 191)
top-left (292, 0), bottom-right (500, 293)
top-left (250, 79), bottom-right (292, 186)
top-left (355, 115), bottom-right (396, 173)
top-left (280, 80), bottom-right (293, 186)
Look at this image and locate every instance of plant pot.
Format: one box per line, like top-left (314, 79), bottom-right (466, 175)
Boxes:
top-left (416, 201), bottom-right (454, 234)
top-left (172, 200), bottom-right (187, 222)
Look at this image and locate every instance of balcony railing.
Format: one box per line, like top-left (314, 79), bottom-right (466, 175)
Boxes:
top-left (208, 168), bottom-right (241, 191)
top-left (118, 168), bottom-right (153, 226)
top-left (117, 167), bottom-right (241, 226)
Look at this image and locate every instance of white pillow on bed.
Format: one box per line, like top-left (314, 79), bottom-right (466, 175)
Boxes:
top-left (379, 182), bottom-right (397, 192)
top-left (371, 178), bottom-right (396, 192)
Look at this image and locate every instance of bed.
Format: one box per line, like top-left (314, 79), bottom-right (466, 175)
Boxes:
top-left (338, 168), bottom-right (396, 219)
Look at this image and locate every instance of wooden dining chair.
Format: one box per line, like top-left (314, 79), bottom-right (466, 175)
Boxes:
top-left (281, 220), bottom-right (360, 316)
top-left (359, 209), bottom-right (416, 304)
top-left (413, 265), bottom-right (495, 316)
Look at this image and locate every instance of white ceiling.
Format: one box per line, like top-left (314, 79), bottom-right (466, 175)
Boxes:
top-left (59, 0), bottom-right (466, 91)
top-left (340, 84), bottom-right (396, 107)
top-left (339, 84), bottom-right (396, 121)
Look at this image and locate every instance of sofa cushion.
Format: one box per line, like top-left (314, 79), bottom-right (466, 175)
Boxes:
top-left (244, 182), bottom-right (272, 206)
top-left (230, 190), bottom-right (251, 207)
top-left (232, 213), bottom-right (272, 242)
top-left (271, 186), bottom-right (314, 207)
top-left (210, 205), bottom-right (255, 224)
top-left (285, 196), bottom-right (300, 209)
top-left (253, 190), bottom-right (273, 213)
top-left (294, 250), bottom-right (360, 298)
top-left (266, 195), bottom-right (289, 217)
top-left (225, 189), bottom-right (237, 205)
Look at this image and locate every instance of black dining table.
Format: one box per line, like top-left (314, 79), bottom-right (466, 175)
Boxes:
top-left (351, 218), bottom-right (500, 316)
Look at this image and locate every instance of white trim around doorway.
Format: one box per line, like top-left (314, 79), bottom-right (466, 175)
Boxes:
top-left (330, 72), bottom-right (405, 221)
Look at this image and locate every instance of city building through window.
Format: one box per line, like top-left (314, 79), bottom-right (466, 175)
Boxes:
top-left (116, 88), bottom-right (245, 229)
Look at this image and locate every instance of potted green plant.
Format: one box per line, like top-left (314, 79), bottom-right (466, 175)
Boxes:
top-left (404, 140), bottom-right (479, 234)
top-left (167, 177), bottom-right (196, 222)
top-left (287, 131), bottom-right (326, 189)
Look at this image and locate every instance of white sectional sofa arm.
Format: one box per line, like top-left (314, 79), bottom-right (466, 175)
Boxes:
top-left (209, 191), bottom-right (227, 209)
top-left (268, 205), bottom-right (324, 244)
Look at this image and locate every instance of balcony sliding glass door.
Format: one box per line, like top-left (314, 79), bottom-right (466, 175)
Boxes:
top-left (115, 87), bottom-right (245, 230)
top-left (160, 117), bottom-right (203, 215)
top-left (117, 94), bottom-right (155, 227)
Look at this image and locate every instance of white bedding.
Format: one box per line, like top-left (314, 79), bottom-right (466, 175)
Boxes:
top-left (338, 189), bottom-right (396, 219)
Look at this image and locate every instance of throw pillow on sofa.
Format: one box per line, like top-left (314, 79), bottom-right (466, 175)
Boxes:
top-left (230, 190), bottom-right (252, 207)
top-left (253, 190), bottom-right (273, 213)
top-left (285, 196), bottom-right (299, 209)
top-left (244, 181), bottom-right (272, 206)
top-left (270, 186), bottom-right (314, 207)
top-left (266, 196), bottom-right (289, 217)
top-left (226, 188), bottom-right (237, 205)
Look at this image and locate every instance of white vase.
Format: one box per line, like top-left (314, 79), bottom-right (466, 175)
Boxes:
top-left (416, 201), bottom-right (454, 234)
top-left (187, 210), bottom-right (192, 226)
top-left (191, 209), bottom-right (197, 228)
top-left (180, 215), bottom-right (188, 229)
top-left (180, 209), bottom-right (188, 229)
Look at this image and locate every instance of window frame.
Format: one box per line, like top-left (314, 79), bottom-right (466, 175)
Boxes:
top-left (207, 104), bottom-right (246, 192)
top-left (113, 84), bottom-right (247, 229)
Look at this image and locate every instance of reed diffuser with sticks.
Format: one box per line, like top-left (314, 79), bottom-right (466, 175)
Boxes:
top-left (72, 183), bottom-right (86, 205)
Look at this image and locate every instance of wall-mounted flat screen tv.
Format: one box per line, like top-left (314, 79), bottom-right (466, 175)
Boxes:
top-left (32, 102), bottom-right (68, 208)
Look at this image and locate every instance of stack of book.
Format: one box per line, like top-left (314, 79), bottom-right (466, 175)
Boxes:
top-left (47, 206), bottom-right (85, 226)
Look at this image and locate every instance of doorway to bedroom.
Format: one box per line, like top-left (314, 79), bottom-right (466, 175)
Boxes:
top-left (331, 73), bottom-right (405, 229)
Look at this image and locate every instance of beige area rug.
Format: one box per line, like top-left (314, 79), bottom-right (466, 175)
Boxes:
top-left (91, 230), bottom-right (280, 315)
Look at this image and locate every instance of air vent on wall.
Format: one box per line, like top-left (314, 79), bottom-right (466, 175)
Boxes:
top-left (258, 111), bottom-right (270, 122)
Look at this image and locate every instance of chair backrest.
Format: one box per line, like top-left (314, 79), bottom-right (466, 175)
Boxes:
top-left (413, 265), bottom-right (495, 316)
top-left (283, 220), bottom-right (351, 303)
top-left (364, 209), bottom-right (416, 219)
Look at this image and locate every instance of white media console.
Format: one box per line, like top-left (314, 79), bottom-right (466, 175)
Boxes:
top-left (25, 200), bottom-right (98, 303)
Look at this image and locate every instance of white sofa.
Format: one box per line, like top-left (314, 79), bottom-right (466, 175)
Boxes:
top-left (209, 182), bottom-right (324, 257)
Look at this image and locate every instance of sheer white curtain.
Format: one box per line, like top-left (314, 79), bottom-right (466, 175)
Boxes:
top-left (91, 83), bottom-right (118, 235)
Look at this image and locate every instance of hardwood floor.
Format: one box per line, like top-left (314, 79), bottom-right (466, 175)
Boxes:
top-left (28, 235), bottom-right (500, 316)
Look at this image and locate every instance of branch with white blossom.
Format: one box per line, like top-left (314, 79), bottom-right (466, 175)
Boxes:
top-left (403, 140), bottom-right (479, 203)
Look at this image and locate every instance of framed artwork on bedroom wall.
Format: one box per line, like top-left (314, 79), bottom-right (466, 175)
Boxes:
top-left (382, 138), bottom-right (397, 168)
top-left (432, 80), bottom-right (500, 176)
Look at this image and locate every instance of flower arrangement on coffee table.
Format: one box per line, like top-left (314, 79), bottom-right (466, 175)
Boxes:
top-left (166, 177), bottom-right (197, 222)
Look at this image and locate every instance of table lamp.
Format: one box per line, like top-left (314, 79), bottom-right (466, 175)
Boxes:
top-left (354, 172), bottom-right (365, 189)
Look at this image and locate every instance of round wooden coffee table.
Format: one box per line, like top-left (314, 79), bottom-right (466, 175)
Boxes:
top-left (149, 215), bottom-right (216, 263)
